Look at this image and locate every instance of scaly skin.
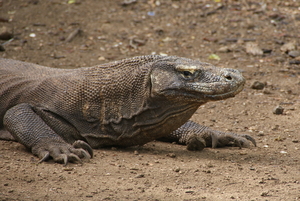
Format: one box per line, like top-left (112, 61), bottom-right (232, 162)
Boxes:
top-left (0, 55), bottom-right (255, 165)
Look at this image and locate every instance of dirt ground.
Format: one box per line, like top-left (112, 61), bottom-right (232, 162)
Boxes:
top-left (0, 0), bottom-right (300, 200)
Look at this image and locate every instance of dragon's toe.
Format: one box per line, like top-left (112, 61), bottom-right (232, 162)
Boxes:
top-left (72, 140), bottom-right (93, 158)
top-left (240, 134), bottom-right (257, 147)
top-left (186, 134), bottom-right (206, 151)
top-left (32, 140), bottom-right (93, 165)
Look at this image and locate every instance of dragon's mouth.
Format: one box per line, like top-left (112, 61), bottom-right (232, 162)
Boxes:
top-left (161, 81), bottom-right (245, 102)
top-left (163, 83), bottom-right (244, 103)
top-left (202, 82), bottom-right (245, 100)
top-left (182, 77), bottom-right (245, 101)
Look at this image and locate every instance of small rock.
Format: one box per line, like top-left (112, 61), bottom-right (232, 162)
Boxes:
top-left (289, 60), bottom-right (300, 65)
top-left (274, 135), bottom-right (284, 141)
top-left (274, 56), bottom-right (285, 63)
top-left (218, 46), bottom-right (231, 53)
top-left (245, 42), bottom-right (263, 56)
top-left (263, 88), bottom-right (271, 94)
top-left (275, 40), bottom-right (285, 45)
top-left (261, 192), bottom-right (269, 197)
top-left (173, 167), bottom-right (180, 172)
top-left (239, 151), bottom-right (248, 155)
top-left (292, 139), bottom-right (299, 143)
top-left (130, 167), bottom-right (139, 170)
top-left (162, 37), bottom-right (172, 42)
top-left (280, 42), bottom-right (296, 53)
top-left (257, 131), bottom-right (265, 136)
top-left (135, 174), bottom-right (144, 178)
top-left (272, 125), bottom-right (279, 131)
top-left (132, 38), bottom-right (146, 46)
top-left (63, 167), bottom-right (74, 171)
top-left (288, 50), bottom-right (300, 58)
top-left (121, 0), bottom-right (137, 6)
top-left (98, 56), bottom-right (106, 61)
top-left (29, 33), bottom-right (36, 38)
top-left (167, 153), bottom-right (176, 158)
top-left (262, 49), bottom-right (272, 54)
top-left (251, 81), bottom-right (265, 90)
top-left (273, 105), bottom-right (284, 115)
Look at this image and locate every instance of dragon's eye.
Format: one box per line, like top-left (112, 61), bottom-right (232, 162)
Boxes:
top-left (175, 65), bottom-right (198, 79)
top-left (182, 71), bottom-right (194, 78)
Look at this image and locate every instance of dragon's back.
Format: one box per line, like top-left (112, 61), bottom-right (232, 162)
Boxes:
top-left (0, 59), bottom-right (70, 124)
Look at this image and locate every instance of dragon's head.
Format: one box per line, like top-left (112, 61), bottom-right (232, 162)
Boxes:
top-left (150, 56), bottom-right (245, 103)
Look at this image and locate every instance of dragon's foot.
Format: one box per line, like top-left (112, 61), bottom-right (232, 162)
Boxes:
top-left (186, 134), bottom-right (206, 151)
top-left (208, 131), bottom-right (256, 149)
top-left (32, 140), bottom-right (93, 165)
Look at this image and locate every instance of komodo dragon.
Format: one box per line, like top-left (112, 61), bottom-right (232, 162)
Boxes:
top-left (0, 55), bottom-right (256, 165)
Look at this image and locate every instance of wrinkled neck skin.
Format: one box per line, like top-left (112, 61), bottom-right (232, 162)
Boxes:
top-left (133, 95), bottom-right (202, 136)
top-left (87, 95), bottom-right (202, 148)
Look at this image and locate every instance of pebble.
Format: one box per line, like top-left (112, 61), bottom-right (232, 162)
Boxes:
top-left (121, 0), bottom-right (137, 6)
top-left (218, 46), bottom-right (231, 53)
top-left (263, 88), bottom-right (271, 94)
top-left (288, 50), bottom-right (300, 58)
top-left (98, 56), bottom-right (106, 61)
top-left (135, 174), bottom-right (144, 178)
top-left (63, 167), bottom-right (74, 171)
top-left (173, 167), bottom-right (180, 172)
top-left (251, 81), bottom-right (265, 90)
top-left (261, 192), bottom-right (269, 197)
top-left (289, 60), bottom-right (300, 65)
top-left (245, 42), bottom-right (263, 56)
top-left (262, 49), bottom-right (272, 54)
top-left (273, 105), bottom-right (284, 115)
top-left (257, 131), bottom-right (265, 136)
top-left (167, 153), bottom-right (176, 158)
top-left (280, 42), bottom-right (296, 53)
top-left (274, 56), bottom-right (285, 63)
top-left (29, 33), bottom-right (36, 38)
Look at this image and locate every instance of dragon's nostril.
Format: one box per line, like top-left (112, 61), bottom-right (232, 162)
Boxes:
top-left (225, 75), bottom-right (232, 80)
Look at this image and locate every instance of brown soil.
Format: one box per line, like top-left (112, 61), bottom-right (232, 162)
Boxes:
top-left (0, 0), bottom-right (300, 200)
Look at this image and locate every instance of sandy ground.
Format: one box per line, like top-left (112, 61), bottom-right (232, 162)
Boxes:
top-left (0, 0), bottom-right (299, 200)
